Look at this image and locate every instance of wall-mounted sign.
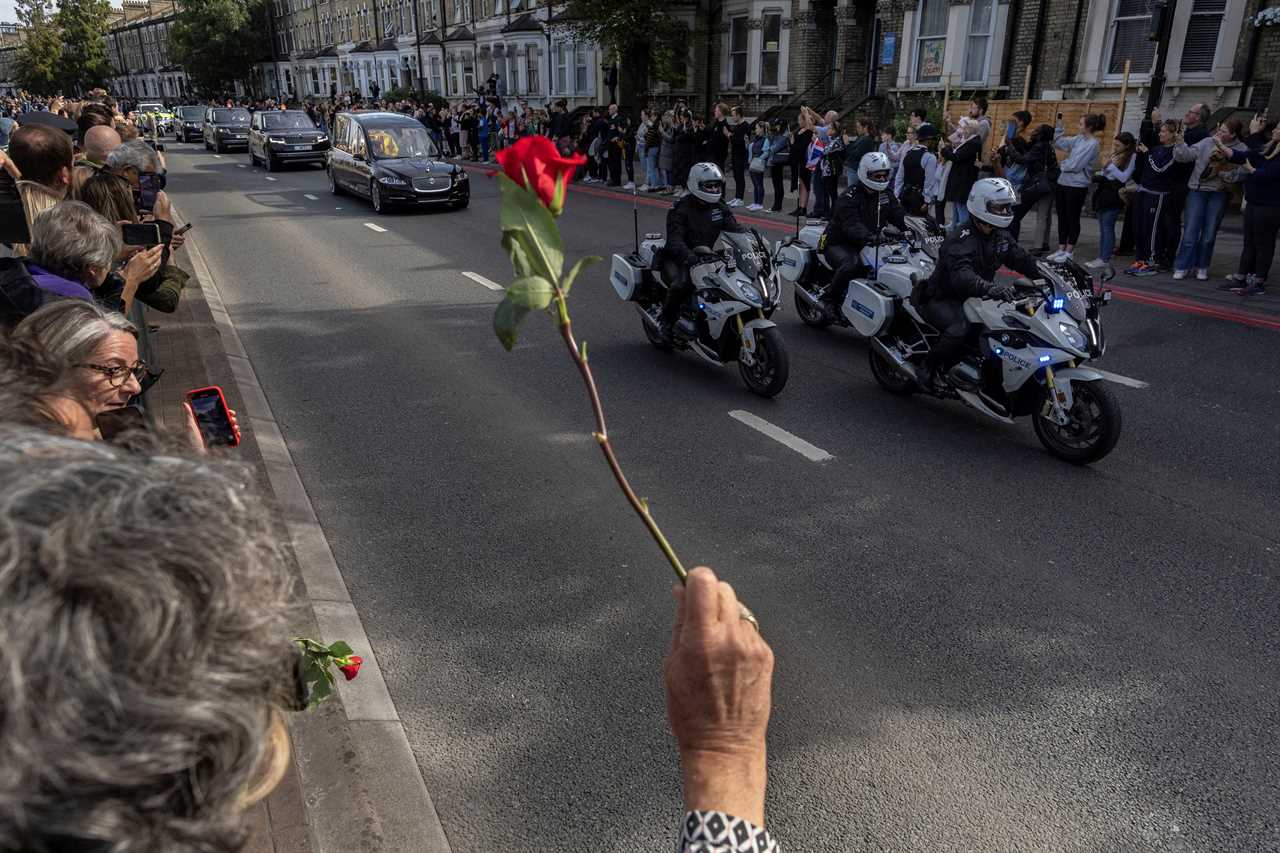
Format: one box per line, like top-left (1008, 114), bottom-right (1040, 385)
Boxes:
top-left (882, 32), bottom-right (896, 66)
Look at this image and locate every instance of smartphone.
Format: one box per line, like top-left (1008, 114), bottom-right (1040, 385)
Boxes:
top-left (0, 172), bottom-right (30, 246)
top-left (96, 405), bottom-right (149, 442)
top-left (122, 222), bottom-right (162, 246)
top-left (186, 385), bottom-right (239, 447)
top-left (174, 222), bottom-right (194, 236)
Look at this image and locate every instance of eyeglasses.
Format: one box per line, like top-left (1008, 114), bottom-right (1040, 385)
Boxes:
top-left (77, 360), bottom-right (148, 387)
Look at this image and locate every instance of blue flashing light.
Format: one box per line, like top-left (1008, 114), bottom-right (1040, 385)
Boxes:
top-left (1038, 354), bottom-right (1052, 363)
top-left (1051, 297), bottom-right (1065, 311)
top-left (992, 345), bottom-right (1003, 355)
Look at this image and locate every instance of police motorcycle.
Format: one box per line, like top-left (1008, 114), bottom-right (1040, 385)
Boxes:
top-left (779, 215), bottom-right (945, 330)
top-left (859, 194), bottom-right (1119, 464)
top-left (610, 228), bottom-right (790, 398)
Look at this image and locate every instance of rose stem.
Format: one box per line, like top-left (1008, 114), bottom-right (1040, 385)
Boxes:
top-left (552, 287), bottom-right (688, 584)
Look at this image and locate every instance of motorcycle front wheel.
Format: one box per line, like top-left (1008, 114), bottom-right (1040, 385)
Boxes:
top-left (1033, 380), bottom-right (1122, 464)
top-left (738, 327), bottom-right (789, 398)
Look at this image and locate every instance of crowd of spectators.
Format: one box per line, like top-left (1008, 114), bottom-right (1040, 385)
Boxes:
top-left (0, 88), bottom-right (783, 853)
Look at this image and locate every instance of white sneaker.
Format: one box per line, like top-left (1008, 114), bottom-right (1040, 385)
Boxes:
top-left (1085, 258), bottom-right (1107, 269)
top-left (727, 198), bottom-right (743, 207)
top-left (624, 181), bottom-right (635, 190)
top-left (747, 203), bottom-right (762, 211)
top-left (638, 185), bottom-right (650, 192)
top-left (1196, 269), bottom-right (1209, 281)
top-left (1172, 269), bottom-right (1188, 280)
top-left (1061, 251), bottom-right (1073, 262)
top-left (1047, 249), bottom-right (1066, 262)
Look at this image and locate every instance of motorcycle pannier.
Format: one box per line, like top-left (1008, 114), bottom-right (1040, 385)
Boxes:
top-left (610, 253), bottom-right (645, 301)
top-left (775, 241), bottom-right (813, 283)
top-left (844, 278), bottom-right (895, 337)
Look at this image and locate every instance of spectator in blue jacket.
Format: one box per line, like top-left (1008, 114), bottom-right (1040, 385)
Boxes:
top-left (1217, 123), bottom-right (1280, 296)
top-left (1127, 119), bottom-right (1182, 277)
top-left (1050, 113), bottom-right (1105, 263)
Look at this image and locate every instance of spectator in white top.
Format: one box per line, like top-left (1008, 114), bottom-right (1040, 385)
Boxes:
top-left (1051, 113), bottom-right (1105, 262)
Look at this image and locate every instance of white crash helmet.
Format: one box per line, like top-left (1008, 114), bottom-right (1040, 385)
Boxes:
top-left (687, 162), bottom-right (725, 203)
top-left (966, 177), bottom-right (1018, 229)
top-left (857, 151), bottom-right (892, 192)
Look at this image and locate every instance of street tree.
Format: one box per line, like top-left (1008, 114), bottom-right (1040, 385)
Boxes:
top-left (13, 0), bottom-right (63, 95)
top-left (555, 0), bottom-right (690, 107)
top-left (56, 0), bottom-right (114, 94)
top-left (171, 0), bottom-right (270, 95)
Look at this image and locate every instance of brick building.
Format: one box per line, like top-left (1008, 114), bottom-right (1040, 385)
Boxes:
top-left (105, 0), bottom-right (189, 101)
top-left (0, 24), bottom-right (27, 95)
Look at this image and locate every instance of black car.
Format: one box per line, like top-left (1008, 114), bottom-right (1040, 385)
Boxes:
top-left (174, 105), bottom-right (205, 142)
top-left (249, 110), bottom-right (329, 171)
top-left (327, 111), bottom-right (468, 213)
top-left (203, 107), bottom-right (251, 153)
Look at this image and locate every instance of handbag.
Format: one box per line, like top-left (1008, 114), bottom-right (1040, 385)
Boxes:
top-left (771, 148), bottom-right (790, 165)
top-left (749, 155), bottom-right (766, 174)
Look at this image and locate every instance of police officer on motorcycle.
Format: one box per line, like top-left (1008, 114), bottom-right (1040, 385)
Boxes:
top-left (821, 151), bottom-right (907, 317)
top-left (656, 162), bottom-right (745, 343)
top-left (911, 177), bottom-right (1040, 388)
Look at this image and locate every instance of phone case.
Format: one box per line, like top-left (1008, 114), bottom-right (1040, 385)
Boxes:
top-left (185, 385), bottom-right (239, 447)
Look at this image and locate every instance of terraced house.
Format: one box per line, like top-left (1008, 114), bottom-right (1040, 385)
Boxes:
top-left (261, 0), bottom-right (607, 105)
top-left (105, 0), bottom-right (189, 100)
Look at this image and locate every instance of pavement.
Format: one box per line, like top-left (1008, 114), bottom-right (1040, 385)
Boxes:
top-left (166, 143), bottom-right (1279, 853)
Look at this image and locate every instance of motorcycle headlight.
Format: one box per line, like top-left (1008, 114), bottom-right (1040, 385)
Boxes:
top-left (739, 283), bottom-right (761, 306)
top-left (1059, 322), bottom-right (1088, 352)
top-left (378, 174), bottom-right (408, 186)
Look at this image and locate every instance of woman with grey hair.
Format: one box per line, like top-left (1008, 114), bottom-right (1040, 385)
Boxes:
top-left (0, 200), bottom-right (163, 325)
top-left (13, 299), bottom-right (143, 423)
top-left (0, 424), bottom-right (297, 852)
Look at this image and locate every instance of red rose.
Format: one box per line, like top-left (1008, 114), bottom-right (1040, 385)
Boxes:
top-left (495, 135), bottom-right (585, 213)
top-left (338, 655), bottom-right (363, 681)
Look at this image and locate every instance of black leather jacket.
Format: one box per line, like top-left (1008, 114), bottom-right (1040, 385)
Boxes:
top-left (823, 184), bottom-right (906, 250)
top-left (919, 222), bottom-right (1040, 302)
top-left (663, 195), bottom-right (744, 267)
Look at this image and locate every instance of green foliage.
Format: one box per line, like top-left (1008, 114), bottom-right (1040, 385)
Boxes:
top-left (172, 0), bottom-right (270, 95)
top-left (557, 0), bottom-right (691, 85)
top-left (56, 0), bottom-right (112, 93)
top-left (294, 638), bottom-right (356, 710)
top-left (14, 0), bottom-right (63, 94)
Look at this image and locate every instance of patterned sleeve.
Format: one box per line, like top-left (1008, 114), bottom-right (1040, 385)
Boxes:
top-left (678, 810), bottom-right (780, 853)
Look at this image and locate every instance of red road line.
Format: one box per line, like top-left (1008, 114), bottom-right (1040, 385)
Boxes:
top-left (463, 163), bottom-right (1280, 332)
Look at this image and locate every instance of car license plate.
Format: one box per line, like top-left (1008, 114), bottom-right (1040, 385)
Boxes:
top-left (291, 145), bottom-right (308, 151)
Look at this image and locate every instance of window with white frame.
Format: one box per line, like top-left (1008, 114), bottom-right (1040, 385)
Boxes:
top-left (913, 0), bottom-right (947, 84)
top-left (728, 15), bottom-right (747, 88)
top-left (554, 42), bottom-right (567, 92)
top-left (962, 0), bottom-right (994, 83)
top-left (1180, 0), bottom-right (1226, 73)
top-left (760, 11), bottom-right (781, 87)
top-left (1107, 0), bottom-right (1158, 75)
top-left (574, 44), bottom-right (589, 92)
top-left (429, 55), bottom-right (442, 92)
top-left (463, 50), bottom-right (475, 92)
top-left (526, 43), bottom-right (538, 93)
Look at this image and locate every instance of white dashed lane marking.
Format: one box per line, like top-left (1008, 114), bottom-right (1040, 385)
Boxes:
top-left (304, 193), bottom-right (319, 200)
top-left (265, 176), bottom-right (277, 182)
top-left (728, 410), bottom-right (834, 462)
top-left (461, 271), bottom-right (504, 291)
top-left (363, 222), bottom-right (387, 233)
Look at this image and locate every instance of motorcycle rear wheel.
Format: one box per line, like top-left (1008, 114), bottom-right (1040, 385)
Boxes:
top-left (1033, 380), bottom-right (1122, 464)
top-left (641, 315), bottom-right (673, 351)
top-left (738, 327), bottom-right (789, 398)
top-left (794, 289), bottom-right (832, 328)
top-left (868, 343), bottom-right (916, 396)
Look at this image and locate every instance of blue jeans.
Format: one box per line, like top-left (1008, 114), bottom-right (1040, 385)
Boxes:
top-left (1098, 207), bottom-right (1120, 262)
top-left (1175, 189), bottom-right (1228, 271)
top-left (750, 170), bottom-right (765, 206)
top-left (812, 172), bottom-right (829, 217)
top-left (952, 202), bottom-right (969, 226)
top-left (645, 147), bottom-right (660, 187)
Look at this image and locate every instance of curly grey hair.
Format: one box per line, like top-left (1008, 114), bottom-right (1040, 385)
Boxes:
top-left (106, 138), bottom-right (161, 173)
top-left (15, 299), bottom-right (136, 367)
top-left (0, 425), bottom-right (298, 852)
top-left (28, 200), bottom-right (122, 285)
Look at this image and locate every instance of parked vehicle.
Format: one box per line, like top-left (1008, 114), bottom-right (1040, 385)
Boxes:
top-left (326, 112), bottom-right (468, 213)
top-left (610, 229), bottom-right (790, 398)
top-left (203, 107), bottom-right (251, 153)
top-left (249, 109), bottom-right (329, 171)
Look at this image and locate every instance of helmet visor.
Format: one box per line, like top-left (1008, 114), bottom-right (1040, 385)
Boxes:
top-left (700, 179), bottom-right (724, 194)
top-left (868, 170), bottom-right (890, 184)
top-left (986, 199), bottom-right (1014, 218)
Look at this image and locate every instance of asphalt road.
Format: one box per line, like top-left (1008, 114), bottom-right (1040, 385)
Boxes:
top-left (167, 143), bottom-right (1279, 853)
